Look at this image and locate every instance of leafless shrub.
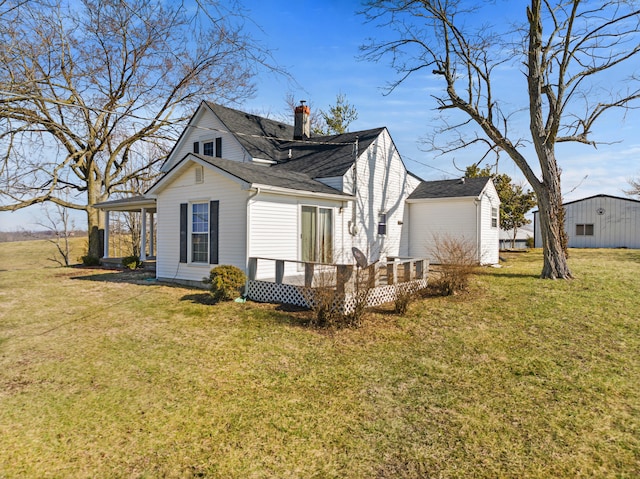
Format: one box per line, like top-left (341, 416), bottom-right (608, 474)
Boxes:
top-left (429, 234), bottom-right (478, 295)
top-left (394, 283), bottom-right (419, 314)
top-left (301, 266), bottom-right (342, 328)
top-left (34, 204), bottom-right (76, 266)
top-left (302, 263), bottom-right (374, 328)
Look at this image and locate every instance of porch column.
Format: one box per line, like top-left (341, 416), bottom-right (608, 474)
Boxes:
top-left (149, 212), bottom-right (155, 257)
top-left (103, 211), bottom-right (110, 258)
top-left (140, 208), bottom-right (147, 261)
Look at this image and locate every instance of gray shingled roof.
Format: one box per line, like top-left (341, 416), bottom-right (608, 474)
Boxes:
top-left (194, 155), bottom-right (350, 197)
top-left (272, 128), bottom-right (384, 178)
top-left (205, 102), bottom-right (384, 179)
top-left (408, 177), bottom-right (491, 199)
top-left (205, 102), bottom-right (295, 161)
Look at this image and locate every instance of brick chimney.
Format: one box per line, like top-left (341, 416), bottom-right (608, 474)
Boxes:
top-left (294, 100), bottom-right (310, 140)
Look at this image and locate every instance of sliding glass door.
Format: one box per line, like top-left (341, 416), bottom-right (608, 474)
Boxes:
top-left (301, 206), bottom-right (333, 263)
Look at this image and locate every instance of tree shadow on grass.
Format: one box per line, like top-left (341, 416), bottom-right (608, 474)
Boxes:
top-left (474, 268), bottom-right (540, 280)
top-left (179, 293), bottom-right (314, 327)
top-left (180, 293), bottom-right (219, 305)
top-left (70, 269), bottom-right (159, 284)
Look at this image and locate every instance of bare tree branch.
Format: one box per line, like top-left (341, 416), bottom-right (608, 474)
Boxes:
top-left (360, 0), bottom-right (640, 278)
top-left (0, 0), bottom-right (280, 256)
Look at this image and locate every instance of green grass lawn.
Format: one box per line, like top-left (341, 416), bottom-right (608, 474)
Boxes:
top-left (0, 240), bottom-right (639, 478)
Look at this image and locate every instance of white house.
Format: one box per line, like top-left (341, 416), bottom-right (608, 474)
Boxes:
top-left (96, 101), bottom-right (500, 290)
top-left (533, 194), bottom-right (640, 249)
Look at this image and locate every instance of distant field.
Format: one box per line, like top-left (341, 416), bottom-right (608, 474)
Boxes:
top-left (0, 241), bottom-right (638, 478)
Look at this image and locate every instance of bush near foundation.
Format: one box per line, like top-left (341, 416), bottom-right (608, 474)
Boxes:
top-left (204, 265), bottom-right (246, 302)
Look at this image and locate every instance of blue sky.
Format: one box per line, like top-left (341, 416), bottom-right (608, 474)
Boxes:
top-left (1, 0), bottom-right (639, 231)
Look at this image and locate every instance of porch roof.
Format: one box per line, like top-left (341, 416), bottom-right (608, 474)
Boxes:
top-left (93, 195), bottom-right (157, 212)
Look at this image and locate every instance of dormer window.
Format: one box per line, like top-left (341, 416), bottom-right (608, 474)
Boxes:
top-left (202, 138), bottom-right (222, 157)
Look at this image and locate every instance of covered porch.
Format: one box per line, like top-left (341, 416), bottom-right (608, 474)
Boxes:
top-left (94, 196), bottom-right (157, 270)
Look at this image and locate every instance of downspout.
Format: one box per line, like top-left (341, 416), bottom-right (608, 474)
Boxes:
top-left (349, 137), bottom-right (359, 236)
top-left (245, 187), bottom-right (261, 279)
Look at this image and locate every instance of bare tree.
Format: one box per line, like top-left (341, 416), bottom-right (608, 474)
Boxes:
top-left (361, 0), bottom-right (640, 278)
top-left (626, 177), bottom-right (640, 198)
top-left (0, 0), bottom-right (276, 258)
top-left (35, 203), bottom-right (76, 266)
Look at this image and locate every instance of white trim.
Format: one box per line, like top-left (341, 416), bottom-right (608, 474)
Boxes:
top-left (299, 204), bottom-right (335, 264)
top-left (189, 201), bottom-right (210, 265)
top-left (250, 184), bottom-right (353, 201)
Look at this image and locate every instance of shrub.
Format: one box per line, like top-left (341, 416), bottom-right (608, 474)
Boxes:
top-left (81, 254), bottom-right (100, 266)
top-left (203, 265), bottom-right (247, 302)
top-left (429, 234), bottom-right (478, 296)
top-left (122, 255), bottom-right (141, 270)
top-left (394, 285), bottom-right (417, 314)
top-left (302, 264), bottom-right (372, 328)
top-left (526, 236), bottom-right (535, 248)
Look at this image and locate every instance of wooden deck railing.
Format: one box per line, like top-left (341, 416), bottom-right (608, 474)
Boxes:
top-left (247, 256), bottom-right (428, 291)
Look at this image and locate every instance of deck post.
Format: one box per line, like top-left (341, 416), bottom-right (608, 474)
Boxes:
top-left (248, 257), bottom-right (257, 280)
top-left (367, 263), bottom-right (377, 288)
top-left (336, 264), bottom-right (353, 294)
top-left (304, 263), bottom-right (315, 287)
top-left (387, 261), bottom-right (397, 285)
top-left (403, 261), bottom-right (413, 282)
top-left (275, 260), bottom-right (285, 284)
top-left (416, 259), bottom-right (424, 279)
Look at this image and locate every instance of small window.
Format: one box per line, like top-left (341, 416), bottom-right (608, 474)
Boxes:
top-left (215, 137), bottom-right (222, 158)
top-left (378, 213), bottom-right (387, 236)
top-left (191, 203), bottom-right (209, 263)
top-left (491, 207), bottom-right (498, 228)
top-left (576, 224), bottom-right (594, 236)
top-left (203, 141), bottom-right (214, 157)
top-left (193, 141), bottom-right (199, 154)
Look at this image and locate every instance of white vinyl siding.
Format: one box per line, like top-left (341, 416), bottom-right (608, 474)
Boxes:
top-left (408, 183), bottom-right (499, 265)
top-left (316, 176), bottom-right (343, 191)
top-left (343, 129), bottom-right (415, 261)
top-left (162, 106), bottom-right (251, 172)
top-left (478, 182), bottom-right (500, 264)
top-left (155, 162), bottom-right (248, 283)
top-left (408, 198), bottom-right (477, 263)
top-left (248, 193), bottom-right (343, 280)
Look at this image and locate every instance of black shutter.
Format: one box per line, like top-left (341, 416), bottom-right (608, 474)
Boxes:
top-left (209, 200), bottom-right (219, 264)
top-left (215, 137), bottom-right (222, 158)
top-left (193, 141), bottom-right (199, 154)
top-left (179, 203), bottom-right (188, 263)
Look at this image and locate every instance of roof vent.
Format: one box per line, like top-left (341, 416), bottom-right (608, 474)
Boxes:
top-left (460, 177), bottom-right (465, 184)
top-left (294, 100), bottom-right (310, 141)
top-left (195, 165), bottom-right (204, 184)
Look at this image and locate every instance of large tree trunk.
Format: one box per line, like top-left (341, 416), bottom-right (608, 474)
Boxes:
top-left (86, 178), bottom-right (106, 259)
top-left (87, 206), bottom-right (104, 259)
top-left (534, 154), bottom-right (572, 279)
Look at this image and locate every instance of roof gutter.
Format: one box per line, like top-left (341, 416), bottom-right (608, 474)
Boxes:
top-left (246, 183), bottom-right (354, 202)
